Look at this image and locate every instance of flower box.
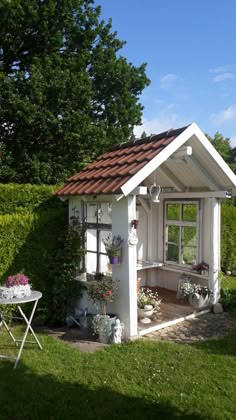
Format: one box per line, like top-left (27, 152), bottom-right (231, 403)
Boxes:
top-left (0, 273), bottom-right (31, 300)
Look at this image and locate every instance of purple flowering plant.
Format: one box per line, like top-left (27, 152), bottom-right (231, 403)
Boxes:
top-left (192, 261), bottom-right (209, 273)
top-left (6, 273), bottom-right (29, 288)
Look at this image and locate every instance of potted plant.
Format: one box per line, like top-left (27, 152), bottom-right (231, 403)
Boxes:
top-left (189, 284), bottom-right (212, 308)
top-left (137, 288), bottom-right (161, 322)
top-left (0, 273), bottom-right (31, 299)
top-left (87, 274), bottom-right (119, 343)
top-left (179, 280), bottom-right (212, 308)
top-left (192, 261), bottom-right (209, 276)
top-left (102, 234), bottom-right (123, 264)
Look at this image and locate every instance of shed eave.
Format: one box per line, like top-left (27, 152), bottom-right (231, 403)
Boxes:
top-left (121, 122), bottom-right (236, 196)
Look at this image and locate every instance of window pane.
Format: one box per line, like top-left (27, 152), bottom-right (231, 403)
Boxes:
top-left (183, 226), bottom-right (198, 246)
top-left (167, 225), bottom-right (179, 262)
top-left (99, 230), bottom-right (111, 253)
top-left (100, 203), bottom-right (112, 225)
top-left (86, 252), bottom-right (97, 273)
top-left (100, 254), bottom-right (110, 274)
top-left (182, 227), bottom-right (198, 265)
top-left (167, 244), bottom-right (179, 262)
top-left (168, 225), bottom-right (179, 244)
top-left (182, 204), bottom-right (197, 222)
top-left (87, 229), bottom-right (97, 251)
top-left (167, 204), bottom-right (180, 220)
top-left (86, 204), bottom-right (97, 223)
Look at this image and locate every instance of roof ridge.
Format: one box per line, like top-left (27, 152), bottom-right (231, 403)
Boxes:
top-left (108, 124), bottom-right (190, 152)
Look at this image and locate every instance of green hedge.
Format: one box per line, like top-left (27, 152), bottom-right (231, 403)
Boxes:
top-left (0, 184), bottom-right (62, 214)
top-left (221, 204), bottom-right (236, 272)
top-left (0, 208), bottom-right (67, 319)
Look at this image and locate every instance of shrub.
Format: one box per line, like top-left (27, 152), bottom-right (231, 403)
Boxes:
top-left (0, 184), bottom-right (62, 214)
top-left (221, 205), bottom-right (236, 272)
top-left (0, 209), bottom-right (68, 321)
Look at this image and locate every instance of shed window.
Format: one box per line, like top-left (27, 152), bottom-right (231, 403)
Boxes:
top-left (83, 202), bottom-right (112, 273)
top-left (164, 201), bottom-right (200, 266)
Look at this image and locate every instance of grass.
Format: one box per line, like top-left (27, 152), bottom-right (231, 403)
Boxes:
top-left (0, 277), bottom-right (236, 420)
top-left (221, 275), bottom-right (236, 291)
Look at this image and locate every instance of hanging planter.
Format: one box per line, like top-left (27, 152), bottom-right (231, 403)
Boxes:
top-left (108, 255), bottom-right (121, 265)
top-left (103, 234), bottom-right (123, 265)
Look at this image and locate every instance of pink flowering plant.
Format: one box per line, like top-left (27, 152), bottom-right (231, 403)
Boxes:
top-left (6, 273), bottom-right (29, 288)
top-left (88, 274), bottom-right (119, 315)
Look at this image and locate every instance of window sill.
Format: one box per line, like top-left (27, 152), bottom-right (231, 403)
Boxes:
top-left (160, 265), bottom-right (209, 278)
top-left (136, 260), bottom-right (163, 270)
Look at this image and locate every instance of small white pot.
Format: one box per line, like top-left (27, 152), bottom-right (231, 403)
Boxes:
top-left (138, 306), bottom-right (154, 319)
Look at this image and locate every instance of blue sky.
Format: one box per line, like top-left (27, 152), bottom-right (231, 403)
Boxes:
top-left (97, 0), bottom-right (236, 146)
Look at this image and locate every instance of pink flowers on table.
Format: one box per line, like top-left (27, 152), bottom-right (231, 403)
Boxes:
top-left (6, 273), bottom-right (29, 288)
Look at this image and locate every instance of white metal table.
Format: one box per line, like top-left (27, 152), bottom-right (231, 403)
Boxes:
top-left (0, 290), bottom-right (43, 369)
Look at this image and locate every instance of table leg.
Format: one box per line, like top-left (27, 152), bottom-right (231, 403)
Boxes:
top-left (17, 305), bottom-right (43, 350)
top-left (0, 316), bottom-right (19, 347)
top-left (14, 299), bottom-right (42, 369)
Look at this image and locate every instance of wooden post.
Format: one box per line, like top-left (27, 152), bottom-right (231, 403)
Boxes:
top-left (111, 195), bottom-right (138, 339)
top-left (209, 198), bottom-right (221, 303)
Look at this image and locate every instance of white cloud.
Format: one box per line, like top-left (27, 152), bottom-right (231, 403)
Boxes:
top-left (160, 73), bottom-right (177, 89)
top-left (134, 111), bottom-right (189, 138)
top-left (230, 136), bottom-right (236, 148)
top-left (211, 104), bottom-right (236, 125)
top-left (213, 72), bottom-right (234, 82)
top-left (209, 65), bottom-right (233, 74)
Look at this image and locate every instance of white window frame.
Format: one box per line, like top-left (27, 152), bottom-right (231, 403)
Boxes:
top-left (164, 200), bottom-right (202, 268)
top-left (82, 202), bottom-right (112, 273)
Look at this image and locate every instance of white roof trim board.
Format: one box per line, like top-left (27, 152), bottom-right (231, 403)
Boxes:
top-left (121, 123), bottom-right (236, 197)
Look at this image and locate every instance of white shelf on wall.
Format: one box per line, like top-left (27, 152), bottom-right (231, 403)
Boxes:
top-left (136, 260), bottom-right (163, 271)
top-left (159, 265), bottom-right (209, 279)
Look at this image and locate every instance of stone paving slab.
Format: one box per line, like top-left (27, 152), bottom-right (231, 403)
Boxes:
top-left (41, 326), bottom-right (109, 352)
top-left (143, 312), bottom-right (235, 343)
top-left (42, 312), bottom-right (235, 351)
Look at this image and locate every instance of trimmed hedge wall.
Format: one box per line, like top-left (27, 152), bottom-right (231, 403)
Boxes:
top-left (0, 208), bottom-right (67, 319)
top-left (221, 204), bottom-right (236, 272)
top-left (0, 184), bottom-right (62, 214)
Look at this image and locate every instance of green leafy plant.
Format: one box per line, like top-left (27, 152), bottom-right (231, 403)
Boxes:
top-left (180, 281), bottom-right (212, 297)
top-left (87, 274), bottom-right (119, 315)
top-left (47, 210), bottom-right (86, 325)
top-left (137, 288), bottom-right (161, 313)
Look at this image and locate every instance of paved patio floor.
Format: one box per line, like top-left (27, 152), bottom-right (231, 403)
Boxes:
top-left (142, 312), bottom-right (235, 343)
top-left (44, 312), bottom-right (235, 352)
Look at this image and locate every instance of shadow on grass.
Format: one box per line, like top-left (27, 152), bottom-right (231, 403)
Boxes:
top-left (0, 361), bottom-right (206, 420)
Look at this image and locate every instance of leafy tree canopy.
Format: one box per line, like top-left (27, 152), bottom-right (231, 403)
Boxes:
top-left (0, 0), bottom-right (150, 183)
top-left (206, 132), bottom-right (236, 173)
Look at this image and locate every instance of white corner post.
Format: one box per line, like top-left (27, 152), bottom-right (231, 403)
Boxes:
top-left (209, 198), bottom-right (221, 303)
top-left (111, 195), bottom-right (138, 339)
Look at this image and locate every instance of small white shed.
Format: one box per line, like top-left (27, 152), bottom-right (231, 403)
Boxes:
top-left (56, 123), bottom-right (236, 339)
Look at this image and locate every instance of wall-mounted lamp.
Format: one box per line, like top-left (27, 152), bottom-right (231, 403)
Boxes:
top-left (131, 219), bottom-right (139, 229)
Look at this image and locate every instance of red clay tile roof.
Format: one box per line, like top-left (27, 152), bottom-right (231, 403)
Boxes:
top-left (56, 126), bottom-right (189, 196)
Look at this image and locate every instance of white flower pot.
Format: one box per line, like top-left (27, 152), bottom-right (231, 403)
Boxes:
top-left (92, 314), bottom-right (117, 344)
top-left (189, 294), bottom-right (210, 309)
top-left (138, 306), bottom-right (154, 319)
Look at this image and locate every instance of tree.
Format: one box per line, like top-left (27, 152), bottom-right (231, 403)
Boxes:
top-left (206, 131), bottom-right (235, 174)
top-left (0, 0), bottom-right (150, 184)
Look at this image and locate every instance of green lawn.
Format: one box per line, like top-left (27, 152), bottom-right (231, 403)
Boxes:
top-left (0, 277), bottom-right (236, 420)
top-left (221, 275), bottom-right (236, 291)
